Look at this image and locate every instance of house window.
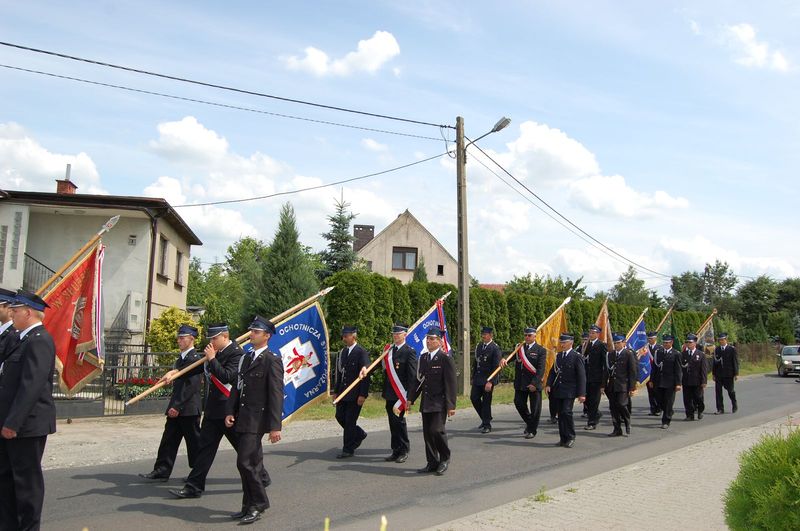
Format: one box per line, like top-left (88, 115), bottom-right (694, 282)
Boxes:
top-left (175, 251), bottom-right (184, 287)
top-left (158, 235), bottom-right (169, 278)
top-left (437, 264), bottom-right (444, 276)
top-left (128, 235), bottom-right (137, 246)
top-left (10, 212), bottom-right (22, 270)
top-left (0, 225), bottom-right (7, 283)
top-left (392, 247), bottom-right (417, 271)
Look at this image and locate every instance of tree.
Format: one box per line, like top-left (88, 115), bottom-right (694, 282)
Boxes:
top-left (319, 196), bottom-right (357, 280)
top-left (505, 273), bottom-right (587, 299)
top-left (737, 275), bottom-right (778, 327)
top-left (256, 203), bottom-right (319, 319)
top-left (146, 307), bottom-right (197, 365)
top-left (702, 260), bottom-right (738, 305)
top-left (776, 278), bottom-right (800, 316)
top-left (413, 256), bottom-right (428, 282)
top-left (648, 290), bottom-right (664, 309)
top-left (186, 256), bottom-right (205, 307)
top-left (669, 271), bottom-right (705, 311)
top-left (609, 266), bottom-right (650, 306)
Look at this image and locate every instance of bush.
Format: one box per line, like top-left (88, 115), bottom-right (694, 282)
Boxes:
top-left (724, 425), bottom-right (800, 530)
top-left (146, 307), bottom-right (199, 365)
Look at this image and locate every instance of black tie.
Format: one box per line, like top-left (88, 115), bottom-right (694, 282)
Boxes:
top-left (241, 351), bottom-right (254, 373)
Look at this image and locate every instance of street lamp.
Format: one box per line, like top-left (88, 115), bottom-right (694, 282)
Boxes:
top-left (455, 115), bottom-right (511, 394)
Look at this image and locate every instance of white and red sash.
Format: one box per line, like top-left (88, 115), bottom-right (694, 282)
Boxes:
top-left (383, 344), bottom-right (409, 414)
top-left (206, 362), bottom-right (232, 397)
top-left (517, 343), bottom-right (538, 375)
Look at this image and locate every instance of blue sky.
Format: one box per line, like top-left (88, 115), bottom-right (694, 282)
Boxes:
top-left (1, 1), bottom-right (798, 293)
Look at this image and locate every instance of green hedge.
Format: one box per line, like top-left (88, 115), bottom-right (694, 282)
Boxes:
top-left (724, 426), bottom-right (800, 530)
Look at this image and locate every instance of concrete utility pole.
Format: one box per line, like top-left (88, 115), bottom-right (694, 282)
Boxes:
top-left (455, 116), bottom-right (470, 394)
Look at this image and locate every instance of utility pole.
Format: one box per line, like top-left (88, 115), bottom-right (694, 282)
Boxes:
top-left (455, 116), bottom-right (470, 394)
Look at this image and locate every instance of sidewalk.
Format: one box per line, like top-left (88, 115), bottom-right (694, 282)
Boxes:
top-left (425, 412), bottom-right (800, 531)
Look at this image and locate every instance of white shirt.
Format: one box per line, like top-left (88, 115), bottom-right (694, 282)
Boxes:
top-left (180, 348), bottom-right (193, 360)
top-left (19, 321), bottom-right (42, 339)
top-left (252, 345), bottom-right (269, 359)
top-left (347, 342), bottom-right (358, 355)
top-left (392, 341), bottom-right (406, 350)
top-left (0, 320), bottom-right (13, 335)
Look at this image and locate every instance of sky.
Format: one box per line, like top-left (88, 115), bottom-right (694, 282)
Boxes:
top-left (1, 0), bottom-right (798, 295)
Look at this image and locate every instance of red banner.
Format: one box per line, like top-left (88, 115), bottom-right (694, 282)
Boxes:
top-left (43, 245), bottom-right (104, 396)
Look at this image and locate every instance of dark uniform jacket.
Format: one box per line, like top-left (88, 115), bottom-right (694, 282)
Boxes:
top-left (647, 343), bottom-right (665, 386)
top-left (334, 343), bottom-right (370, 401)
top-left (514, 342), bottom-right (547, 391)
top-left (167, 348), bottom-right (204, 416)
top-left (655, 347), bottom-right (683, 389)
top-left (712, 345), bottom-right (739, 378)
top-left (603, 348), bottom-right (638, 393)
top-left (382, 343), bottom-right (418, 402)
top-left (226, 348), bottom-right (284, 434)
top-left (546, 349), bottom-right (586, 399)
top-left (472, 341), bottom-right (502, 386)
top-left (0, 324), bottom-right (56, 438)
top-left (681, 348), bottom-right (708, 387)
top-left (0, 321), bottom-right (17, 361)
top-left (204, 341), bottom-right (243, 419)
top-left (584, 339), bottom-right (607, 383)
top-left (408, 349), bottom-right (456, 413)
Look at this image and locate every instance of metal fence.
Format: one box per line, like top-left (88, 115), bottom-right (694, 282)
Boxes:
top-left (52, 350), bottom-right (179, 418)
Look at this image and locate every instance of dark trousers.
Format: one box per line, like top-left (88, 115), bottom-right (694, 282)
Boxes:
top-left (513, 389), bottom-right (542, 435)
top-left (548, 391), bottom-right (558, 420)
top-left (236, 432), bottom-right (269, 512)
top-left (606, 387), bottom-right (630, 431)
top-left (656, 387), bottom-right (676, 425)
top-left (585, 381), bottom-right (602, 426)
top-left (683, 385), bottom-right (705, 417)
top-left (647, 384), bottom-right (660, 413)
top-left (335, 401), bottom-right (366, 454)
top-left (715, 377), bottom-right (737, 412)
top-left (0, 435), bottom-right (47, 531)
top-left (152, 415), bottom-right (201, 476)
top-left (385, 400), bottom-right (409, 455)
top-left (186, 417), bottom-right (268, 492)
top-left (421, 410), bottom-right (449, 466)
top-left (470, 384), bottom-right (494, 427)
top-left (551, 396), bottom-right (576, 443)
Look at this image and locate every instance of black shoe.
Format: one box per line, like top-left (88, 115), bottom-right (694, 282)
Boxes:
top-left (608, 431), bottom-right (622, 437)
top-left (685, 416), bottom-right (695, 421)
top-left (661, 424), bottom-right (669, 429)
top-left (230, 508), bottom-right (248, 520)
top-left (476, 424), bottom-right (485, 430)
top-left (262, 478), bottom-right (271, 488)
top-left (581, 413), bottom-right (587, 418)
top-left (715, 410), bottom-right (724, 415)
top-left (181, 477), bottom-right (189, 483)
top-left (395, 453), bottom-right (408, 464)
top-left (697, 412), bottom-right (704, 420)
top-left (169, 486), bottom-right (201, 499)
top-left (648, 412), bottom-right (658, 416)
top-left (435, 460), bottom-right (449, 476)
top-left (384, 453), bottom-right (400, 462)
top-left (554, 441), bottom-right (564, 447)
top-left (240, 508), bottom-right (263, 525)
top-left (655, 409), bottom-right (662, 414)
top-left (138, 471), bottom-right (169, 482)
top-left (732, 404), bottom-right (738, 413)
top-left (549, 417), bottom-right (557, 424)
top-left (523, 429), bottom-right (529, 435)
top-left (336, 452), bottom-right (354, 459)
top-left (354, 432), bottom-right (367, 449)
top-left (481, 426), bottom-right (491, 434)
top-left (625, 426), bottom-right (630, 435)
top-left (584, 424), bottom-right (596, 431)
top-left (525, 432), bottom-right (535, 439)
top-left (417, 464), bottom-right (437, 473)
top-left (564, 439), bottom-right (575, 448)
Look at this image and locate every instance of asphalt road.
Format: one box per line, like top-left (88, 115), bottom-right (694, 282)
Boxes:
top-left (41, 374), bottom-right (800, 530)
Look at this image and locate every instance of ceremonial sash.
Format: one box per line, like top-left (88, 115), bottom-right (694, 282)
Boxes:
top-left (383, 344), bottom-right (408, 413)
top-left (517, 343), bottom-right (537, 375)
top-left (208, 371), bottom-right (232, 397)
top-left (437, 299), bottom-right (451, 352)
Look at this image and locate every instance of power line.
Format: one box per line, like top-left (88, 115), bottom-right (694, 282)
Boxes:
top-left (0, 41), bottom-right (455, 130)
top-left (171, 151), bottom-right (449, 207)
top-left (467, 139), bottom-right (672, 279)
top-left (0, 64), bottom-right (442, 141)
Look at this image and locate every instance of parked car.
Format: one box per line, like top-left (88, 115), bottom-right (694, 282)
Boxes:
top-left (776, 345), bottom-right (800, 376)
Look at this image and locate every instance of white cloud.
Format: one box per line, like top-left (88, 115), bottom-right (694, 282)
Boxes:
top-left (569, 174), bottom-right (689, 217)
top-left (722, 23), bottom-right (790, 72)
top-left (689, 19), bottom-right (702, 36)
top-left (282, 31), bottom-right (400, 77)
top-left (0, 122), bottom-right (106, 194)
top-left (361, 138), bottom-right (388, 152)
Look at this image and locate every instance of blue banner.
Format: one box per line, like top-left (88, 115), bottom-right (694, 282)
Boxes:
top-left (627, 318), bottom-right (650, 385)
top-left (244, 302), bottom-right (330, 421)
top-left (406, 300), bottom-right (450, 358)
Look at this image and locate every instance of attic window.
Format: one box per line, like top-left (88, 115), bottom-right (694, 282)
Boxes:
top-left (128, 235), bottom-right (137, 246)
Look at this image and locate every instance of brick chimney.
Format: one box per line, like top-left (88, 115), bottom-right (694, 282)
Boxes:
top-left (353, 224), bottom-right (374, 252)
top-left (56, 164), bottom-right (78, 194)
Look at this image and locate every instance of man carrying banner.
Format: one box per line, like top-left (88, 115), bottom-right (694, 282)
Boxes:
top-left (139, 324), bottom-right (204, 482)
top-left (471, 326), bottom-right (502, 434)
top-left (653, 334), bottom-right (682, 429)
top-left (408, 327), bottom-right (456, 475)
top-left (583, 324), bottom-right (607, 431)
top-left (712, 333), bottom-right (739, 414)
top-left (380, 324), bottom-right (417, 463)
top-left (545, 334), bottom-right (586, 448)
top-left (0, 290), bottom-right (56, 531)
top-left (681, 334), bottom-right (707, 421)
top-left (0, 288), bottom-right (17, 358)
top-left (332, 326), bottom-right (370, 459)
top-left (224, 316), bottom-right (283, 525)
top-left (644, 331), bottom-right (664, 416)
top-left (605, 333), bottom-right (637, 437)
top-left (171, 323), bottom-right (255, 499)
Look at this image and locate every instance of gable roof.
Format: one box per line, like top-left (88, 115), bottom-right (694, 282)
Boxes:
top-left (0, 189), bottom-right (202, 245)
top-left (358, 209), bottom-right (456, 263)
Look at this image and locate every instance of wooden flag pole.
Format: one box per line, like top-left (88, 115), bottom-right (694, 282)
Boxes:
top-left (654, 304), bottom-right (675, 333)
top-left (624, 307), bottom-right (649, 341)
top-left (695, 308), bottom-right (718, 335)
top-left (36, 215), bottom-right (120, 296)
top-left (332, 291), bottom-right (452, 405)
top-left (125, 286), bottom-right (335, 406)
top-left (486, 296), bottom-right (572, 382)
